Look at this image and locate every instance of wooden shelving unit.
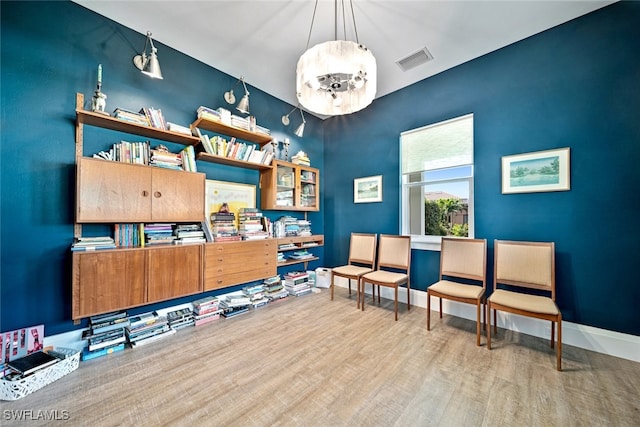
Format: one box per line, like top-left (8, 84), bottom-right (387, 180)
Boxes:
top-left (191, 116), bottom-right (273, 146)
top-left (196, 152), bottom-right (272, 170)
top-left (276, 235), bottom-right (324, 268)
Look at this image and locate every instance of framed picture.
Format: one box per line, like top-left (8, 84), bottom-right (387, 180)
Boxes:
top-left (501, 147), bottom-right (570, 194)
top-left (354, 175), bottom-right (383, 203)
top-left (205, 180), bottom-right (256, 227)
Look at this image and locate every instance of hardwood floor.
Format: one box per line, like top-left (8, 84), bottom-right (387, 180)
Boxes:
top-left (2, 288), bottom-right (639, 426)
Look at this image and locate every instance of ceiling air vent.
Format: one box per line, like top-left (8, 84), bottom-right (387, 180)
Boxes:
top-left (396, 47), bottom-right (434, 72)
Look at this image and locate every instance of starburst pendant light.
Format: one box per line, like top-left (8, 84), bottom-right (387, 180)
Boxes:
top-left (296, 0), bottom-right (376, 116)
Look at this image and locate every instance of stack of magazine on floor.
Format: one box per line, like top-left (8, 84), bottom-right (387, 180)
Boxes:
top-left (192, 296), bottom-right (223, 326)
top-left (284, 272), bottom-right (312, 297)
top-left (126, 311), bottom-right (175, 347)
top-left (166, 308), bottom-right (194, 330)
top-left (243, 283), bottom-right (269, 308)
top-left (81, 311), bottom-right (129, 361)
top-left (220, 294), bottom-right (251, 318)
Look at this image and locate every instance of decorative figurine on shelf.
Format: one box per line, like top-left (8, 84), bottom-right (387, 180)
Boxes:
top-left (271, 138), bottom-right (279, 160)
top-left (91, 64), bottom-right (108, 115)
top-left (283, 138), bottom-right (290, 162)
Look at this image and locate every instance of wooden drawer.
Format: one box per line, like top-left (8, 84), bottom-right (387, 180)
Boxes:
top-left (204, 240), bottom-right (277, 291)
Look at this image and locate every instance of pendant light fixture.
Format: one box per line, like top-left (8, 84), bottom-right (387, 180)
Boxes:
top-left (296, 0), bottom-right (376, 116)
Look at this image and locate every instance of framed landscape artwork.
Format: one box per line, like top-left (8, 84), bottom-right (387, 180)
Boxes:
top-left (501, 147), bottom-right (570, 194)
top-left (354, 175), bottom-right (383, 203)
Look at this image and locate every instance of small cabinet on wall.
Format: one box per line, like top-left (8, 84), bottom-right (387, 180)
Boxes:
top-left (260, 160), bottom-right (319, 211)
top-left (204, 239), bottom-right (277, 291)
top-left (76, 157), bottom-right (205, 223)
top-left (71, 244), bottom-right (203, 320)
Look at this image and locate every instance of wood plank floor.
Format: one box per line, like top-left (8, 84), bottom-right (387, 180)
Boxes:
top-left (2, 288), bottom-right (639, 426)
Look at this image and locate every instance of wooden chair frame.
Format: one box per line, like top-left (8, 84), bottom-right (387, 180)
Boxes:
top-left (488, 240), bottom-right (562, 371)
top-left (360, 235), bottom-right (411, 320)
top-left (330, 233), bottom-right (377, 308)
top-left (427, 237), bottom-right (487, 346)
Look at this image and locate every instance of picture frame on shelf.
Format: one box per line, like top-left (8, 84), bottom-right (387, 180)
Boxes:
top-left (501, 147), bottom-right (570, 194)
top-left (354, 175), bottom-right (383, 203)
top-left (205, 180), bottom-right (256, 227)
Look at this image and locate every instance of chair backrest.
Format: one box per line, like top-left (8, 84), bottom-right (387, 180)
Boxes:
top-left (377, 235), bottom-right (411, 271)
top-left (494, 240), bottom-right (556, 299)
top-left (348, 233), bottom-right (377, 268)
top-left (440, 237), bottom-right (487, 287)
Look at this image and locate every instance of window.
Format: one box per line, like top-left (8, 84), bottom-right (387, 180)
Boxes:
top-left (400, 114), bottom-right (474, 250)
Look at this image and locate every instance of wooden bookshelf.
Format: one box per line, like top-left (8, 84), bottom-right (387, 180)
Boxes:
top-left (191, 116), bottom-right (273, 146)
top-left (196, 152), bottom-right (273, 170)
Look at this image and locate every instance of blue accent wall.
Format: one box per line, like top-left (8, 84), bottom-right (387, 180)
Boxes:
top-left (1, 1), bottom-right (324, 335)
top-left (324, 1), bottom-right (640, 336)
top-left (2, 1), bottom-right (638, 338)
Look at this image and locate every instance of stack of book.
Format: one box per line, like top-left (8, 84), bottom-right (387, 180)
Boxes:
top-left (93, 140), bottom-right (150, 164)
top-left (196, 105), bottom-right (225, 123)
top-left (238, 208), bottom-right (269, 240)
top-left (284, 272), bottom-right (312, 297)
top-left (113, 107), bottom-right (150, 126)
top-left (288, 249), bottom-right (314, 261)
top-left (296, 219), bottom-right (312, 236)
top-left (71, 236), bottom-right (116, 252)
top-left (211, 211), bottom-right (241, 241)
top-left (81, 311), bottom-right (129, 361)
top-left (114, 223), bottom-right (144, 248)
top-left (126, 311), bottom-right (174, 348)
top-left (292, 151), bottom-right (310, 166)
top-left (166, 308), bottom-right (194, 330)
top-left (220, 294), bottom-right (251, 318)
top-left (243, 284), bottom-right (269, 308)
top-left (262, 275), bottom-right (289, 301)
top-left (144, 223), bottom-right (176, 246)
top-left (167, 122), bottom-right (192, 135)
top-left (173, 224), bottom-right (206, 244)
top-left (192, 296), bottom-right (223, 326)
top-left (149, 149), bottom-right (183, 170)
top-left (274, 216), bottom-right (300, 238)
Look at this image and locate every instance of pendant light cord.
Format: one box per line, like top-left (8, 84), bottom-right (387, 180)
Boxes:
top-left (305, 0), bottom-right (319, 50)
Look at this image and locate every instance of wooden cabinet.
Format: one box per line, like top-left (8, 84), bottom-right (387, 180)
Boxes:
top-left (260, 160), bottom-right (319, 211)
top-left (72, 245), bottom-right (203, 320)
top-left (204, 239), bottom-right (277, 291)
top-left (276, 235), bottom-right (324, 268)
top-left (76, 157), bottom-right (204, 223)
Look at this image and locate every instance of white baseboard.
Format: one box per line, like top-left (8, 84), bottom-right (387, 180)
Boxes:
top-left (335, 277), bottom-right (640, 363)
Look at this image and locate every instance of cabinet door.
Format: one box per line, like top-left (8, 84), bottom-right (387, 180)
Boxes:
top-left (298, 165), bottom-right (319, 210)
top-left (151, 167), bottom-right (205, 221)
top-left (147, 245), bottom-right (203, 303)
top-left (76, 158), bottom-right (151, 222)
top-left (72, 250), bottom-right (146, 319)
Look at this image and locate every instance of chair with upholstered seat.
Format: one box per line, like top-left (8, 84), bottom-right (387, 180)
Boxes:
top-left (488, 239), bottom-right (562, 371)
top-left (427, 237), bottom-right (487, 346)
top-left (330, 233), bottom-right (377, 308)
top-left (360, 235), bottom-right (411, 320)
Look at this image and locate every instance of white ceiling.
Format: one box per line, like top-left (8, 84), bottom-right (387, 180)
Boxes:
top-left (74, 1), bottom-right (614, 117)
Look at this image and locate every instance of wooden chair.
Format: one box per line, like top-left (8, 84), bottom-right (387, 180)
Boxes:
top-left (427, 237), bottom-right (487, 346)
top-left (360, 235), bottom-right (411, 320)
top-left (488, 240), bottom-right (562, 371)
top-left (330, 233), bottom-right (377, 308)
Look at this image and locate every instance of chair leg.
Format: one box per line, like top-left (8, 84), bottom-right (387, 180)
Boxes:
top-left (394, 286), bottom-right (398, 321)
top-left (377, 285), bottom-right (381, 304)
top-left (330, 274), bottom-right (335, 301)
top-left (550, 321), bottom-right (555, 349)
top-left (348, 278), bottom-right (352, 296)
top-left (356, 278), bottom-right (360, 309)
top-left (557, 317), bottom-right (563, 371)
top-left (439, 298), bottom-right (443, 319)
top-left (476, 301), bottom-right (481, 347)
top-left (427, 290), bottom-right (431, 331)
top-left (407, 283), bottom-right (410, 311)
top-left (487, 302), bottom-right (492, 350)
top-left (361, 281), bottom-right (366, 312)
top-left (493, 309), bottom-right (497, 334)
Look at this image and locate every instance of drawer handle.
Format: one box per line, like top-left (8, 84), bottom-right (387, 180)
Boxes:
top-left (154, 191), bottom-right (162, 198)
top-left (141, 190), bottom-right (149, 197)
top-left (217, 280), bottom-right (223, 284)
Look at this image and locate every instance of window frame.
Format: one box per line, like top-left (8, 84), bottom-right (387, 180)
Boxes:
top-left (399, 114), bottom-right (475, 251)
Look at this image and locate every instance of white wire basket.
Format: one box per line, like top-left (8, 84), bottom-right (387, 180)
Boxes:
top-left (0, 348), bottom-right (80, 401)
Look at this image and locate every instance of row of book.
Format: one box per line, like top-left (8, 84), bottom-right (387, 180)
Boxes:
top-left (71, 236), bottom-right (116, 252)
top-left (196, 106), bottom-right (270, 136)
top-left (194, 128), bottom-right (274, 166)
top-left (92, 143), bottom-right (197, 173)
top-left (273, 216), bottom-right (312, 238)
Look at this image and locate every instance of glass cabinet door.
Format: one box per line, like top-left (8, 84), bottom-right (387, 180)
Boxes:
top-left (276, 163), bottom-right (295, 207)
top-left (299, 167), bottom-right (317, 209)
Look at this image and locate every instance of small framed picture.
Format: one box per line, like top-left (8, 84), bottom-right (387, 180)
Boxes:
top-left (354, 175), bottom-right (383, 203)
top-left (502, 147), bottom-right (570, 194)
